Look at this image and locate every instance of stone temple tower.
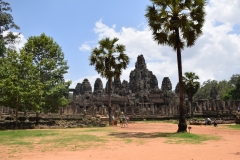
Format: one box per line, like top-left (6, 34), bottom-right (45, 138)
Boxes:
top-left (129, 54), bottom-right (159, 93)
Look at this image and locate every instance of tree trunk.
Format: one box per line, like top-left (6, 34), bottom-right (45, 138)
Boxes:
top-left (108, 79), bottom-right (112, 125)
top-left (15, 96), bottom-right (19, 129)
top-left (36, 112), bottom-right (39, 125)
top-left (175, 28), bottom-right (187, 132)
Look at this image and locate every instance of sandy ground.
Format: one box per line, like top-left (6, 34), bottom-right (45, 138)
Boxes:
top-left (1, 122), bottom-right (240, 160)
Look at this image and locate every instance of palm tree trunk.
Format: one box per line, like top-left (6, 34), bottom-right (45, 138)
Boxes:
top-left (108, 79), bottom-right (112, 125)
top-left (175, 28), bottom-right (187, 132)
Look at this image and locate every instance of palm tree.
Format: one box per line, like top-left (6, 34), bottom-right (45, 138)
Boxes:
top-left (183, 72), bottom-right (200, 117)
top-left (145, 0), bottom-right (205, 132)
top-left (89, 37), bottom-right (130, 125)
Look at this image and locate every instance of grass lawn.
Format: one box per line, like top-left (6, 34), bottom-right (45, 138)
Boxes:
top-left (228, 124), bottom-right (240, 130)
top-left (0, 124), bottom-right (220, 154)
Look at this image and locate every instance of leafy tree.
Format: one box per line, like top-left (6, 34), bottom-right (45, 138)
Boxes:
top-left (145, 0), bottom-right (206, 132)
top-left (0, 0), bottom-right (20, 55)
top-left (23, 33), bottom-right (71, 114)
top-left (223, 88), bottom-right (234, 100)
top-left (182, 72), bottom-right (200, 116)
top-left (229, 74), bottom-right (240, 87)
top-left (89, 37), bottom-right (129, 125)
top-left (223, 79), bottom-right (240, 100)
top-left (0, 50), bottom-right (43, 127)
top-left (217, 80), bottom-right (232, 99)
top-left (195, 79), bottom-right (233, 99)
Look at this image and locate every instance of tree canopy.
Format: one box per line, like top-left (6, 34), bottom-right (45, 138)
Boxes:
top-left (22, 33), bottom-right (71, 113)
top-left (0, 50), bottom-right (43, 126)
top-left (194, 75), bottom-right (240, 100)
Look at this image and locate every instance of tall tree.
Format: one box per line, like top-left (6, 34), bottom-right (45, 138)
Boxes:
top-left (195, 79), bottom-right (233, 99)
top-left (23, 33), bottom-right (71, 114)
top-left (0, 50), bottom-right (43, 127)
top-left (89, 37), bottom-right (129, 125)
top-left (229, 74), bottom-right (240, 87)
top-left (223, 78), bottom-right (240, 100)
top-left (182, 72), bottom-right (200, 117)
top-left (0, 0), bottom-right (20, 55)
top-left (145, 0), bottom-right (206, 132)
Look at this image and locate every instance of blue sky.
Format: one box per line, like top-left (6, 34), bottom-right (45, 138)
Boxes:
top-left (6, 0), bottom-right (240, 90)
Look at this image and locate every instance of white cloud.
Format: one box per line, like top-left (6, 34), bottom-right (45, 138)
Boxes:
top-left (79, 43), bottom-right (91, 52)
top-left (207, 0), bottom-right (240, 25)
top-left (72, 0), bottom-right (240, 90)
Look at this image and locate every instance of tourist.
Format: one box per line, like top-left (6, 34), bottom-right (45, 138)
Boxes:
top-left (112, 115), bottom-right (115, 125)
top-left (207, 118), bottom-right (211, 125)
top-left (213, 119), bottom-right (218, 127)
top-left (119, 112), bottom-right (123, 127)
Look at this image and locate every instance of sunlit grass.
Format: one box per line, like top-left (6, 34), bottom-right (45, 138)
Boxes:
top-left (0, 128), bottom-right (108, 150)
top-left (164, 132), bottom-right (220, 144)
top-left (228, 124), bottom-right (240, 130)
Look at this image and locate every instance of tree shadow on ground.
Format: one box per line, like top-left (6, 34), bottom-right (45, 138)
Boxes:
top-left (108, 132), bottom-right (177, 139)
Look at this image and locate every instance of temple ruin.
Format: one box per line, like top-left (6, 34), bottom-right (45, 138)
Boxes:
top-left (62, 54), bottom-right (240, 118)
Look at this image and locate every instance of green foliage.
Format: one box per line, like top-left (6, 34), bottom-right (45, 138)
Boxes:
top-left (183, 72), bottom-right (200, 101)
top-left (0, 0), bottom-right (20, 53)
top-left (223, 79), bottom-right (240, 100)
top-left (223, 88), bottom-right (235, 100)
top-left (195, 74), bottom-right (240, 100)
top-left (229, 74), bottom-right (240, 87)
top-left (0, 50), bottom-right (43, 120)
top-left (145, 0), bottom-right (206, 51)
top-left (195, 79), bottom-right (218, 99)
top-left (89, 37), bottom-right (129, 80)
top-left (23, 33), bottom-right (71, 113)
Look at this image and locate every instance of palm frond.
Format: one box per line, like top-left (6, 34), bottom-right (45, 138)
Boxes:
top-left (146, 0), bottom-right (206, 50)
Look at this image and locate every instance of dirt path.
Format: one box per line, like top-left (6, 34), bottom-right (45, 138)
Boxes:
top-left (1, 122), bottom-right (240, 160)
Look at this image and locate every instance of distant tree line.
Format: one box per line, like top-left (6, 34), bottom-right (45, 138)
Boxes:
top-left (194, 74), bottom-right (240, 100)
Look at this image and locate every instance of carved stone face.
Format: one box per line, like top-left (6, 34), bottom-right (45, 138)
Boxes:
top-left (80, 79), bottom-right (92, 95)
top-left (94, 78), bottom-right (103, 91)
top-left (135, 55), bottom-right (146, 70)
top-left (161, 77), bottom-right (172, 91)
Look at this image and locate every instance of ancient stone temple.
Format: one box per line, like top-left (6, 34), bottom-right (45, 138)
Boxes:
top-left (59, 54), bottom-right (239, 118)
top-left (66, 54), bottom-right (173, 117)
